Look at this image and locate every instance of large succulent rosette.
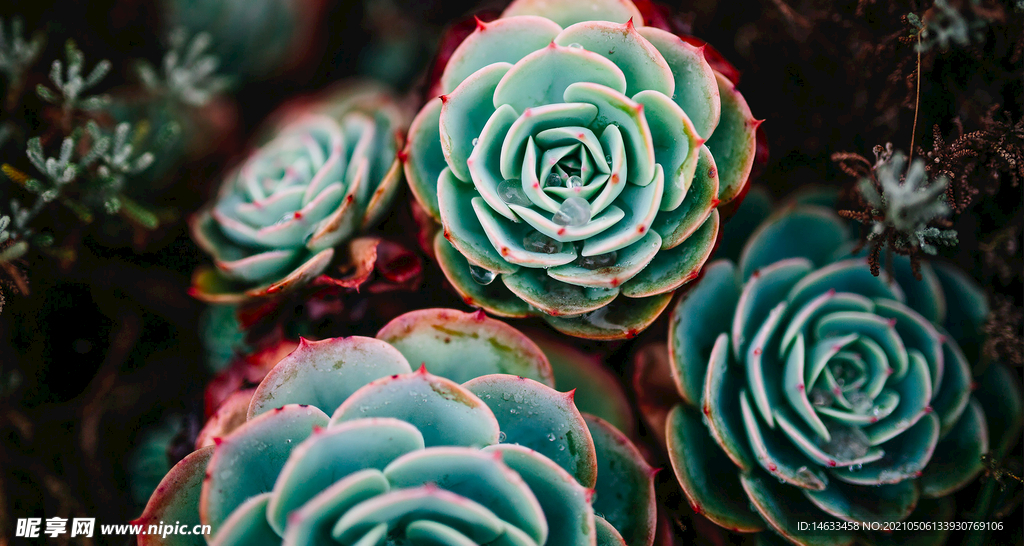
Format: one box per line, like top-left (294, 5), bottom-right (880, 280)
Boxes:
top-left (405, 0), bottom-right (760, 339)
top-left (663, 203), bottom-right (1023, 544)
top-left (137, 309), bottom-right (656, 546)
top-left (191, 83), bottom-right (408, 302)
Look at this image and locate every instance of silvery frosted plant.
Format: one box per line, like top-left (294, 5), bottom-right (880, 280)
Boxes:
top-left (661, 202), bottom-right (1022, 545)
top-left (137, 309), bottom-right (657, 546)
top-left (405, 0), bottom-right (761, 339)
top-left (0, 17), bottom-right (44, 87)
top-left (860, 151), bottom-right (957, 257)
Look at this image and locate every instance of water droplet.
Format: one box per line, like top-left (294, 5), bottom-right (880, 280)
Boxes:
top-left (502, 392), bottom-right (512, 401)
top-left (469, 264), bottom-right (497, 285)
top-left (848, 463), bottom-right (863, 472)
top-left (510, 408), bottom-right (519, 414)
top-left (604, 154), bottom-right (612, 165)
top-left (583, 306), bottom-right (626, 334)
top-left (545, 172), bottom-right (562, 187)
top-left (846, 391), bottom-right (872, 413)
top-left (565, 175), bottom-right (583, 189)
top-left (547, 433), bottom-right (557, 441)
top-left (523, 231), bottom-right (563, 254)
top-left (567, 42), bottom-right (583, 49)
top-left (498, 431), bottom-right (507, 442)
top-left (497, 178), bottom-right (531, 206)
top-left (558, 445), bottom-right (565, 451)
top-left (578, 251), bottom-right (617, 270)
top-left (778, 477), bottom-right (786, 484)
top-left (552, 196), bottom-right (592, 226)
top-left (274, 212), bottom-right (297, 225)
top-left (749, 503), bottom-right (757, 512)
top-left (810, 388), bottom-right (834, 407)
top-left (472, 137), bottom-right (480, 146)
top-left (819, 425), bottom-right (870, 460)
top-left (794, 466), bottom-right (821, 485)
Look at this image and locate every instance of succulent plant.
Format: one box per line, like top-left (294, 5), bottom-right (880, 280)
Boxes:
top-left (404, 0), bottom-right (760, 339)
top-left (662, 201), bottom-right (1023, 544)
top-left (190, 82), bottom-right (409, 302)
top-left (137, 308), bottom-right (656, 545)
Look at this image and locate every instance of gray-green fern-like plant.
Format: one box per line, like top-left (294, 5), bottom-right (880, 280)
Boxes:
top-left (5, 118), bottom-right (170, 245)
top-left (136, 29), bottom-right (234, 108)
top-left (859, 151), bottom-right (958, 256)
top-left (0, 17), bottom-right (44, 89)
top-left (0, 214), bottom-right (25, 262)
top-left (35, 39), bottom-right (111, 114)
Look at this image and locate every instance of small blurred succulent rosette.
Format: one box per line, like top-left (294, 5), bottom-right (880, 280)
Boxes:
top-left (189, 81), bottom-right (415, 303)
top-left (137, 308), bottom-right (657, 546)
top-left (404, 0), bottom-right (763, 339)
top-left (633, 192), bottom-right (1023, 545)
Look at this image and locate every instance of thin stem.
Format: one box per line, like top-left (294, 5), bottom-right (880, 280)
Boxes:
top-left (909, 30), bottom-right (922, 162)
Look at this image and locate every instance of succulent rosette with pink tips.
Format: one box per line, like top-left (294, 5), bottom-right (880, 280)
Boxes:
top-left (137, 309), bottom-right (656, 546)
top-left (190, 82), bottom-right (409, 302)
top-left (660, 199), bottom-right (1023, 544)
top-left (404, 0), bottom-right (760, 339)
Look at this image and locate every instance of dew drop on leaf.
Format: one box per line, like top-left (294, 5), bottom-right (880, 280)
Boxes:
top-left (497, 178), bottom-right (531, 206)
top-left (552, 196), bottom-right (591, 226)
top-left (523, 231), bottom-right (563, 254)
top-left (469, 264), bottom-right (497, 285)
top-left (578, 251), bottom-right (617, 270)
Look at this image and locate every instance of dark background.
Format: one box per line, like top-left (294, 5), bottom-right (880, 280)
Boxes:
top-left (0, 0), bottom-right (1020, 544)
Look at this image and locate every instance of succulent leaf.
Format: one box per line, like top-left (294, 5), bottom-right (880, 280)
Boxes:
top-left (376, 308), bottom-right (554, 385)
top-left (585, 414), bottom-right (656, 545)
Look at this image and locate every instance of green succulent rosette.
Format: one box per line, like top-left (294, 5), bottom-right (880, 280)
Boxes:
top-left (137, 308), bottom-right (657, 546)
top-left (404, 0), bottom-right (759, 339)
top-left (664, 202), bottom-right (1023, 544)
top-left (190, 83), bottom-right (408, 302)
